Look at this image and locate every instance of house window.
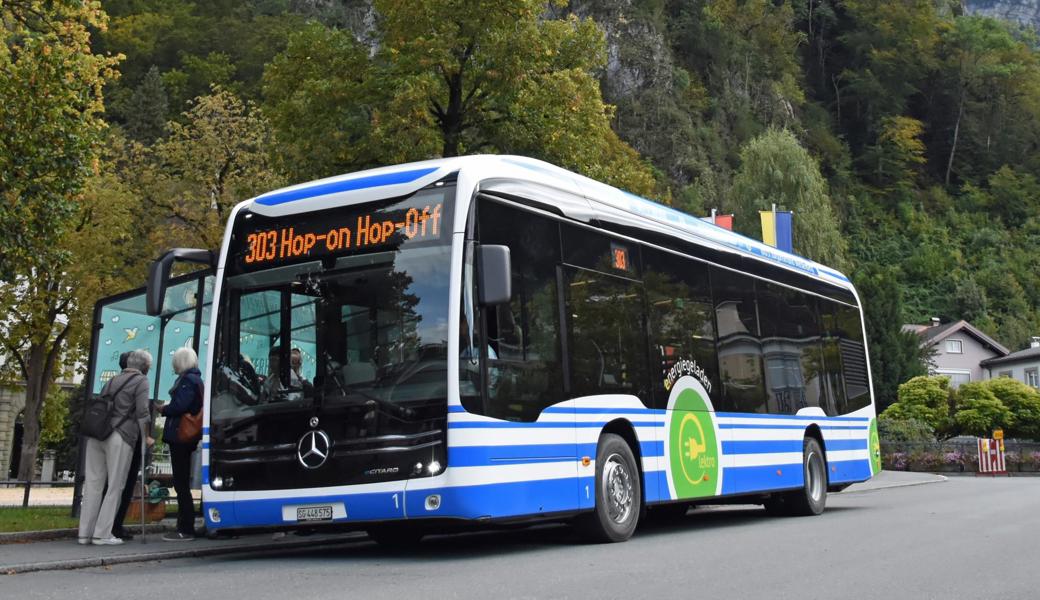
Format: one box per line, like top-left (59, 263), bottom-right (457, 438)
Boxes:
top-left (936, 369), bottom-right (970, 389)
top-left (1027, 369), bottom-right (1039, 389)
top-left (999, 371), bottom-right (1013, 379)
top-left (945, 339), bottom-right (963, 354)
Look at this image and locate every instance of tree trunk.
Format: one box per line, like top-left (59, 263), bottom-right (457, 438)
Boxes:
top-left (440, 70), bottom-right (465, 157)
top-left (945, 90), bottom-right (965, 187)
top-left (17, 345), bottom-right (49, 481)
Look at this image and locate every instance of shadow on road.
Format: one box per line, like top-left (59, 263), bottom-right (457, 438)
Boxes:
top-left (204, 502), bottom-right (865, 566)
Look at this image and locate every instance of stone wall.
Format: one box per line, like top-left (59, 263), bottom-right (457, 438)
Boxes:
top-left (0, 385), bottom-right (26, 480)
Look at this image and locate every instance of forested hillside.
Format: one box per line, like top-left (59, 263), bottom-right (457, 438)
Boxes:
top-left (89, 0), bottom-right (1040, 410)
top-left (6, 2), bottom-right (1040, 475)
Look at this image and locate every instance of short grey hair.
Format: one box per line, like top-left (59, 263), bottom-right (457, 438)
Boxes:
top-left (126, 349), bottom-right (153, 373)
top-left (172, 347), bottom-right (199, 375)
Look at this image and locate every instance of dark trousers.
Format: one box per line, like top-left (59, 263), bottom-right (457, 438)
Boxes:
top-left (112, 438), bottom-right (143, 535)
top-left (170, 443), bottom-right (196, 535)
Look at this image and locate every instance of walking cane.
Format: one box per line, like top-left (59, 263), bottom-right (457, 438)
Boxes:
top-left (140, 438), bottom-right (147, 544)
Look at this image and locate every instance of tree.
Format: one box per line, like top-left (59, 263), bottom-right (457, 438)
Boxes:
top-left (262, 1), bottom-right (656, 195)
top-left (726, 128), bottom-right (848, 268)
top-left (854, 266), bottom-right (930, 410)
top-left (883, 375), bottom-right (953, 436)
top-left (121, 65), bottom-right (169, 143)
top-left (0, 137), bottom-right (138, 481)
top-left (983, 377), bottom-right (1040, 440)
top-left (0, 0), bottom-right (122, 279)
top-left (953, 381), bottom-right (1011, 437)
top-left (141, 88), bottom-right (285, 252)
top-left (939, 17), bottom-right (1022, 186)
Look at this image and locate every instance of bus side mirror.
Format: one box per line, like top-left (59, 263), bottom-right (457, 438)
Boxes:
top-left (477, 245), bottom-right (512, 306)
top-left (146, 248), bottom-right (216, 316)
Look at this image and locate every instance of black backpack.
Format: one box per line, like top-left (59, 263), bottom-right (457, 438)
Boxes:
top-left (81, 375), bottom-right (139, 441)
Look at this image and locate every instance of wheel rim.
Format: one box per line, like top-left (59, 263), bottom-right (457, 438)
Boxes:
top-left (806, 449), bottom-right (825, 502)
top-left (602, 453), bottom-right (634, 524)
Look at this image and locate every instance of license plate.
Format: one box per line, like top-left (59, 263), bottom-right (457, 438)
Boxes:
top-left (296, 506), bottom-right (333, 521)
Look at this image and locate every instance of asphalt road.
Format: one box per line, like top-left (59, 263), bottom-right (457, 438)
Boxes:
top-left (6, 476), bottom-right (1038, 600)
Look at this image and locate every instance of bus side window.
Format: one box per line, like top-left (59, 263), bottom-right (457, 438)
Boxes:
top-left (563, 267), bottom-right (651, 403)
top-left (475, 199), bottom-right (565, 422)
top-left (834, 304), bottom-right (871, 412)
top-left (818, 301), bottom-right (845, 416)
top-left (757, 283), bottom-right (824, 415)
top-left (643, 248), bottom-right (718, 410)
top-left (712, 267), bottom-right (767, 413)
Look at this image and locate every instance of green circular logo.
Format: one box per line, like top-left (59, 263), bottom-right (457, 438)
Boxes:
top-left (869, 418), bottom-right (882, 475)
top-left (668, 387), bottom-right (719, 499)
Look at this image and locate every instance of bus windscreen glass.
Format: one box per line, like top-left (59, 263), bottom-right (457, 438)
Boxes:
top-left (210, 185), bottom-right (454, 491)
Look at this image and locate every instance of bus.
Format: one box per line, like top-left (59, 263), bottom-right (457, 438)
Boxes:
top-left (131, 155), bottom-right (880, 544)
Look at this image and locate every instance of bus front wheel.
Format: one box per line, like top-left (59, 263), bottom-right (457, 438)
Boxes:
top-left (764, 436), bottom-right (827, 517)
top-left (576, 433), bottom-right (641, 543)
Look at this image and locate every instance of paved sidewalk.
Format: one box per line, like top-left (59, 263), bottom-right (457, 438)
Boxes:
top-left (0, 529), bottom-right (366, 575)
top-left (840, 469), bottom-right (946, 492)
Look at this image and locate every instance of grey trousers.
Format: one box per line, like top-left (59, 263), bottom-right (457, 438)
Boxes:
top-left (78, 433), bottom-right (134, 541)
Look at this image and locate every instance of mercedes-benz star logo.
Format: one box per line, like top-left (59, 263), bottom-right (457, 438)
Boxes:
top-left (297, 430), bottom-right (331, 469)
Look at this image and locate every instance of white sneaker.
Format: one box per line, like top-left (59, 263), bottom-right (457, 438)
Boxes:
top-left (92, 537), bottom-right (124, 545)
top-left (77, 538), bottom-right (91, 545)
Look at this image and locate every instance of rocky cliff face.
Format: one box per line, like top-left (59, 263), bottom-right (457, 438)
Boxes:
top-left (967, 0), bottom-right (1040, 30)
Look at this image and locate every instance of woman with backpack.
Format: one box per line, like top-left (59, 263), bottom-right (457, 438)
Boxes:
top-left (78, 349), bottom-right (154, 545)
top-left (158, 347), bottom-right (203, 541)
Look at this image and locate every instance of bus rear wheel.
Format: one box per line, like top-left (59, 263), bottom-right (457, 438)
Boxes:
top-left (763, 436), bottom-right (827, 517)
top-left (576, 433), bottom-right (641, 543)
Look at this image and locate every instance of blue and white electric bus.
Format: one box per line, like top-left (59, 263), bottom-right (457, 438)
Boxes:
top-left (139, 155), bottom-right (879, 543)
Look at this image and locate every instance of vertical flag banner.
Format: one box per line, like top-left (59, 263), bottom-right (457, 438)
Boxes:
top-left (759, 210), bottom-right (776, 247)
top-left (759, 209), bottom-right (793, 253)
top-left (775, 210), bottom-right (792, 253)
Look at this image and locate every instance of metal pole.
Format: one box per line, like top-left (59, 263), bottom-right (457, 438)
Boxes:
top-left (140, 438), bottom-right (147, 544)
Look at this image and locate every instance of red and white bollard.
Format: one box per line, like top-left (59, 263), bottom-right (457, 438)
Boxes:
top-left (976, 438), bottom-right (1007, 476)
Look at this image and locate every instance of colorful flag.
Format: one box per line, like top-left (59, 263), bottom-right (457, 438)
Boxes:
top-left (759, 209), bottom-right (793, 253)
top-left (701, 212), bottom-right (734, 231)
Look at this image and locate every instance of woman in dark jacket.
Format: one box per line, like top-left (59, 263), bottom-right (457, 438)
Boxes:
top-left (160, 347), bottom-right (203, 541)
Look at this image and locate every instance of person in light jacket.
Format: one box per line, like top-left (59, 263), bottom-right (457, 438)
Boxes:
top-left (159, 347), bottom-right (203, 541)
top-left (78, 349), bottom-right (153, 545)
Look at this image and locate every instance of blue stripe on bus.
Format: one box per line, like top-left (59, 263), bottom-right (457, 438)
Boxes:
top-left (722, 438), bottom-right (868, 455)
top-left (828, 459), bottom-right (873, 484)
top-left (447, 421), bottom-right (662, 429)
top-left (448, 442), bottom-right (664, 467)
top-left (543, 407), bottom-right (664, 415)
top-left (254, 167), bottom-right (439, 206)
top-left (202, 427), bottom-right (210, 434)
top-left (721, 464), bottom-right (803, 495)
top-left (716, 412), bottom-right (870, 422)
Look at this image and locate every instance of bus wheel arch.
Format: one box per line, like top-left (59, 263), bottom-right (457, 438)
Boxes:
top-left (764, 433), bottom-right (828, 517)
top-left (575, 422), bottom-right (643, 543)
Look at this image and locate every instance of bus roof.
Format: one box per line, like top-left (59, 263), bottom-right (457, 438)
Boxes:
top-left (243, 155), bottom-right (854, 293)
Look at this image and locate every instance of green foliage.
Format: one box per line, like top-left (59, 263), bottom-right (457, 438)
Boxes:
top-left (138, 88), bottom-right (285, 251)
top-left (854, 266), bottom-right (930, 410)
top-left (877, 415), bottom-right (935, 443)
top-left (262, 1), bottom-right (656, 194)
top-left (983, 378), bottom-right (1040, 440)
top-left (953, 381), bottom-right (1012, 437)
top-left (884, 376), bottom-right (953, 435)
top-left (40, 385), bottom-right (69, 449)
top-left (726, 128), bottom-right (847, 268)
top-left (0, 0), bottom-right (122, 278)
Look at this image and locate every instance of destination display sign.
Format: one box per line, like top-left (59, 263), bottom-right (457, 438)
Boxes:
top-left (232, 188), bottom-right (451, 272)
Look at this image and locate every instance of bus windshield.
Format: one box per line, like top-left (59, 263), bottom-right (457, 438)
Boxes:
top-left (209, 186), bottom-right (453, 488)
